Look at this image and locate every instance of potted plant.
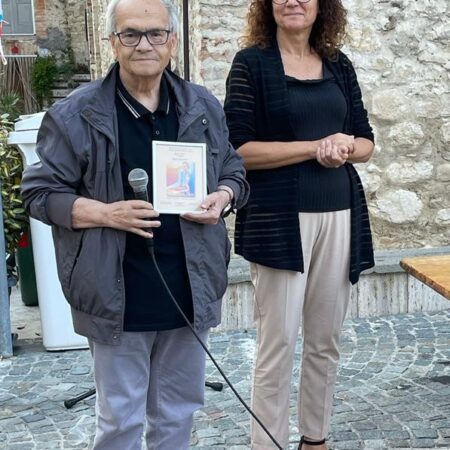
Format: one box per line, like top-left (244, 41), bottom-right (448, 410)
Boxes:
top-left (0, 101), bottom-right (29, 296)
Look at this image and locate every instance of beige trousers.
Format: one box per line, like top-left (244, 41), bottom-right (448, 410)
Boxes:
top-left (250, 210), bottom-right (352, 449)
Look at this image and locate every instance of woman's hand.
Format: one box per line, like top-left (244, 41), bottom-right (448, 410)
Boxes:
top-left (181, 191), bottom-right (230, 225)
top-left (316, 140), bottom-right (349, 168)
top-left (320, 135), bottom-right (375, 164)
top-left (325, 133), bottom-right (355, 154)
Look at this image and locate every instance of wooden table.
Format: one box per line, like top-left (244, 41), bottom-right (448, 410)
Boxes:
top-left (400, 255), bottom-right (450, 300)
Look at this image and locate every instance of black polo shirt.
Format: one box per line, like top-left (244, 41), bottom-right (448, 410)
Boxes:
top-left (116, 74), bottom-right (194, 331)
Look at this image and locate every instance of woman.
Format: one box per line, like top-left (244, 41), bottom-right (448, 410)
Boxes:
top-left (224, 0), bottom-right (375, 449)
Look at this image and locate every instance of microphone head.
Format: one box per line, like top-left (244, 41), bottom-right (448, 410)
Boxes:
top-left (128, 168), bottom-right (148, 193)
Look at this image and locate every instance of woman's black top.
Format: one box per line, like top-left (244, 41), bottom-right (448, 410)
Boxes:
top-left (286, 64), bottom-right (350, 212)
top-left (224, 39), bottom-right (375, 284)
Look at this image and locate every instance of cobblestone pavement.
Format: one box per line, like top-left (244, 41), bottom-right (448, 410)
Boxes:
top-left (1, 309), bottom-right (450, 450)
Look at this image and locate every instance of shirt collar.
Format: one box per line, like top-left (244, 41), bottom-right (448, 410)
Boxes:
top-left (116, 72), bottom-right (170, 118)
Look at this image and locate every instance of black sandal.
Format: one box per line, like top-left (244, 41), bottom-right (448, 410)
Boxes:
top-left (298, 436), bottom-right (326, 449)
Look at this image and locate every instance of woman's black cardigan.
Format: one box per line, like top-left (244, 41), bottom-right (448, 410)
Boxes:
top-left (224, 40), bottom-right (375, 284)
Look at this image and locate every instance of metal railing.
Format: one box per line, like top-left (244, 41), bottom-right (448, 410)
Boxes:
top-left (0, 180), bottom-right (13, 358)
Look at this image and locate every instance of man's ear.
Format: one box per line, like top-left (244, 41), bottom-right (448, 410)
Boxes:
top-left (169, 32), bottom-right (178, 59)
top-left (109, 36), bottom-right (118, 60)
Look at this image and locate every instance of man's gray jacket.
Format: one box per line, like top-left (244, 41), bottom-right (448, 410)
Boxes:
top-left (21, 64), bottom-right (249, 345)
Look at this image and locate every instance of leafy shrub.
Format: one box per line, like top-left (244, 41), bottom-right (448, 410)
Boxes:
top-left (0, 114), bottom-right (28, 255)
top-left (31, 56), bottom-right (58, 109)
top-left (0, 93), bottom-right (22, 122)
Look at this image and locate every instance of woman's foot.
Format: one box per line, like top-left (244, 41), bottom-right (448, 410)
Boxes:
top-left (298, 436), bottom-right (327, 450)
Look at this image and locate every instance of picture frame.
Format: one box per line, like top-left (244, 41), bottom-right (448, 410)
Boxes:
top-left (152, 140), bottom-right (207, 214)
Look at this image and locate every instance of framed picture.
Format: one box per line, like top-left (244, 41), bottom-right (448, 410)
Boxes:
top-left (152, 140), bottom-right (207, 214)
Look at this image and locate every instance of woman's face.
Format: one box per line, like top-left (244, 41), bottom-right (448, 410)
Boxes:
top-left (272, 0), bottom-right (319, 34)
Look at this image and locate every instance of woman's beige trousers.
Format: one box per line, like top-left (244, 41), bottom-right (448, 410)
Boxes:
top-left (250, 210), bottom-right (352, 449)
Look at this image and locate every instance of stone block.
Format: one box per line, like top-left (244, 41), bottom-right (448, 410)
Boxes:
top-left (435, 209), bottom-right (450, 226)
top-left (386, 161), bottom-right (433, 185)
top-left (374, 190), bottom-right (423, 224)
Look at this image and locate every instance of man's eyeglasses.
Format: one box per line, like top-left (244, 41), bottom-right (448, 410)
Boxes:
top-left (272, 0), bottom-right (311, 5)
top-left (113, 29), bottom-right (171, 47)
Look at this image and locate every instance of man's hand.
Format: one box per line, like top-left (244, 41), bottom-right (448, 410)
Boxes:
top-left (181, 191), bottom-right (230, 225)
top-left (72, 198), bottom-right (160, 238)
top-left (316, 139), bottom-right (349, 168)
top-left (105, 200), bottom-right (160, 237)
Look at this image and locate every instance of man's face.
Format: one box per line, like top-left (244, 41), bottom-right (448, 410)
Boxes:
top-left (110, 0), bottom-right (178, 81)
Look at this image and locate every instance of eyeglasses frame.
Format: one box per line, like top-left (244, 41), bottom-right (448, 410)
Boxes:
top-left (112, 29), bottom-right (172, 47)
top-left (272, 0), bottom-right (312, 5)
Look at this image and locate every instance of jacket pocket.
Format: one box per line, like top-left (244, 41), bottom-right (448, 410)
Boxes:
top-left (68, 228), bottom-right (122, 316)
top-left (203, 219), bottom-right (229, 301)
top-left (54, 228), bottom-right (84, 301)
top-left (206, 146), bottom-right (220, 193)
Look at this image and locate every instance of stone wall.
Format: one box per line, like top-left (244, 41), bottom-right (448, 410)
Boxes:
top-left (65, 0), bottom-right (90, 68)
top-left (9, 0), bottom-right (442, 252)
top-left (93, 0), bottom-right (449, 251)
top-left (188, 0), bottom-right (450, 252)
top-left (219, 247), bottom-right (450, 331)
top-left (86, 0), bottom-right (110, 78)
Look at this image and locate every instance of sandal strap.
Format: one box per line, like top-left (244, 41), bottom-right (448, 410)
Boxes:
top-left (300, 436), bottom-right (326, 446)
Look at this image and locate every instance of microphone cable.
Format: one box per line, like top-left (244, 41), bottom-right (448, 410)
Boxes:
top-left (145, 239), bottom-right (283, 450)
top-left (128, 167), bottom-right (283, 449)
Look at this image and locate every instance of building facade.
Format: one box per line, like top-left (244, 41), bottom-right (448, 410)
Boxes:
top-left (2, 0), bottom-right (449, 251)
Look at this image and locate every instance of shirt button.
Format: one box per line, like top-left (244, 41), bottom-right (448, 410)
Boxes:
top-left (151, 115), bottom-right (156, 121)
top-left (117, 279), bottom-right (121, 284)
top-left (155, 130), bottom-right (160, 136)
top-left (202, 118), bottom-right (207, 125)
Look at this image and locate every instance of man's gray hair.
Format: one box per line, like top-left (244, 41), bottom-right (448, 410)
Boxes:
top-left (105, 0), bottom-right (179, 35)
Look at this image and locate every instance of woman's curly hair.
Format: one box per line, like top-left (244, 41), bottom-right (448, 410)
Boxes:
top-left (242, 0), bottom-right (347, 59)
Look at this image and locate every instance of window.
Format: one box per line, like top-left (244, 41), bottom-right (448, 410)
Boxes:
top-left (2, 0), bottom-right (35, 35)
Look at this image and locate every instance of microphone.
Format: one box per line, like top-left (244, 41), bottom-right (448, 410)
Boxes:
top-left (128, 168), bottom-right (154, 247)
top-left (128, 168), bottom-right (149, 202)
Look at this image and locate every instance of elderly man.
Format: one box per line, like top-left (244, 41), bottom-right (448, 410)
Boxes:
top-left (21, 0), bottom-right (248, 449)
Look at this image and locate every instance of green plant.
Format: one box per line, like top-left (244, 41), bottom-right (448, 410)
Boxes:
top-left (57, 60), bottom-right (76, 78)
top-left (0, 93), bottom-right (23, 122)
top-left (0, 114), bottom-right (28, 255)
top-left (31, 56), bottom-right (58, 109)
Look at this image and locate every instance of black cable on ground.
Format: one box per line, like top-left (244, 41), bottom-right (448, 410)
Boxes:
top-left (147, 242), bottom-right (283, 450)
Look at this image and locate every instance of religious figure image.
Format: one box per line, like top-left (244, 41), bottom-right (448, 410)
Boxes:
top-left (166, 161), bottom-right (195, 197)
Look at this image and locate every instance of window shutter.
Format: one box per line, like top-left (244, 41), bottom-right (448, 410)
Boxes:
top-left (2, 0), bottom-right (34, 35)
top-left (15, 0), bottom-right (34, 34)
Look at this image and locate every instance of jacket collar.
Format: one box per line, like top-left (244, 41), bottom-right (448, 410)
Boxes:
top-left (163, 70), bottom-right (206, 138)
top-left (81, 62), bottom-right (206, 141)
top-left (81, 63), bottom-right (118, 142)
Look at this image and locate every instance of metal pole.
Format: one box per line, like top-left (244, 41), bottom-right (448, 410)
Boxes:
top-left (182, 0), bottom-right (190, 81)
top-left (0, 180), bottom-right (13, 358)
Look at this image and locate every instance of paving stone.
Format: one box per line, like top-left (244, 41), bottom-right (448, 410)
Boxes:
top-left (21, 414), bottom-right (46, 423)
top-left (357, 430), bottom-right (385, 440)
top-left (2, 310), bottom-right (450, 448)
top-left (386, 439), bottom-right (412, 448)
top-left (410, 438), bottom-right (438, 447)
top-left (411, 428), bottom-right (439, 439)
